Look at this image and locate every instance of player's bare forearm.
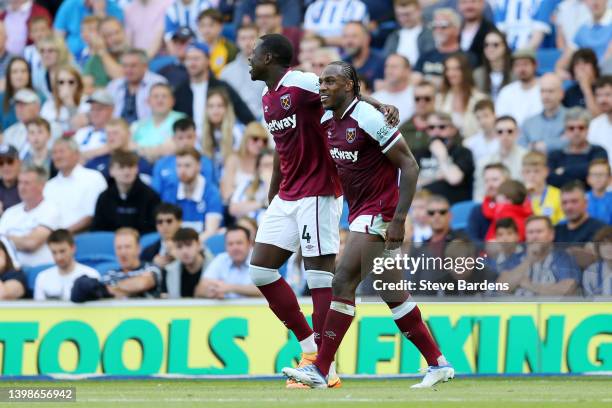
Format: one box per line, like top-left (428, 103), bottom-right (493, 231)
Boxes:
top-left (386, 138), bottom-right (419, 222)
top-left (359, 95), bottom-right (399, 127)
top-left (268, 150), bottom-right (282, 202)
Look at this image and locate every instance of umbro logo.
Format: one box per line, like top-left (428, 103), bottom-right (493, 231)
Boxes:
top-left (324, 330), bottom-right (337, 340)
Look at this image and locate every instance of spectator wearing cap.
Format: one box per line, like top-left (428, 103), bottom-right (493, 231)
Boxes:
top-left (92, 151), bottom-right (160, 234)
top-left (162, 227), bottom-right (214, 298)
top-left (173, 42), bottom-right (255, 136)
top-left (383, 0), bottom-right (435, 67)
top-left (303, 0), bottom-right (369, 47)
top-left (548, 107), bottom-right (608, 188)
top-left (3, 89), bottom-right (61, 157)
top-left (220, 24), bottom-right (265, 120)
top-left (53, 0), bottom-right (124, 58)
top-left (0, 145), bottom-right (21, 214)
top-left (588, 76), bottom-right (612, 164)
top-left (495, 49), bottom-right (543, 126)
top-left (44, 137), bottom-right (107, 233)
top-left (124, 0), bottom-right (172, 59)
top-left (74, 90), bottom-right (115, 159)
top-left (341, 21), bottom-right (385, 91)
top-left (520, 73), bottom-right (568, 153)
top-left (159, 147), bottom-right (223, 241)
top-left (458, 0), bottom-right (495, 67)
top-left (0, 0), bottom-right (51, 56)
top-left (141, 203), bottom-right (183, 267)
top-left (83, 16), bottom-right (129, 88)
top-left (0, 165), bottom-right (60, 267)
top-left (34, 229), bottom-right (100, 301)
top-left (371, 54), bottom-right (415, 123)
top-left (106, 48), bottom-right (167, 124)
top-left (195, 225), bottom-right (260, 299)
top-left (131, 83), bottom-right (186, 162)
top-left (158, 27), bottom-right (194, 87)
top-left (197, 9), bottom-right (237, 78)
top-left (163, 0), bottom-right (212, 45)
top-left (85, 118), bottom-right (153, 179)
top-left (253, 1), bottom-right (302, 65)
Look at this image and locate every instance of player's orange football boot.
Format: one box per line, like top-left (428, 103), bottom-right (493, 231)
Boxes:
top-left (286, 352), bottom-right (317, 389)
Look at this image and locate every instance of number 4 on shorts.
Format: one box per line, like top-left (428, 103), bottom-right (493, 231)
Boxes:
top-left (301, 225), bottom-right (312, 243)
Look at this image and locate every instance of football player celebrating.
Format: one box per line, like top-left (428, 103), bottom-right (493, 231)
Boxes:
top-left (249, 34), bottom-right (398, 388)
top-left (282, 61), bottom-right (453, 388)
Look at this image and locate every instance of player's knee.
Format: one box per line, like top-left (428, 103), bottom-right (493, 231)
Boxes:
top-left (305, 270), bottom-right (333, 289)
top-left (332, 270), bottom-right (359, 298)
top-left (249, 265), bottom-right (281, 286)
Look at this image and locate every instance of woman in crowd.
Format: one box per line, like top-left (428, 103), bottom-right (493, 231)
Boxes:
top-left (436, 53), bottom-right (486, 139)
top-left (32, 34), bottom-right (74, 100)
top-left (221, 121), bottom-right (269, 202)
top-left (0, 57), bottom-right (35, 131)
top-left (583, 227), bottom-right (612, 297)
top-left (228, 148), bottom-right (274, 223)
top-left (473, 30), bottom-right (513, 102)
top-left (562, 48), bottom-right (600, 116)
top-left (40, 65), bottom-right (89, 136)
top-left (0, 238), bottom-right (26, 300)
top-left (201, 89), bottom-right (244, 177)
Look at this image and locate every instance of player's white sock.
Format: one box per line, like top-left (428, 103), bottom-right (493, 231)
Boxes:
top-left (437, 355), bottom-right (449, 366)
top-left (299, 333), bottom-right (317, 354)
top-left (328, 361), bottom-right (338, 379)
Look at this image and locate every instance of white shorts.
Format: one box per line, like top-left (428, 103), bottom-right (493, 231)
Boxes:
top-left (256, 195), bottom-right (343, 257)
top-left (349, 214), bottom-right (389, 239)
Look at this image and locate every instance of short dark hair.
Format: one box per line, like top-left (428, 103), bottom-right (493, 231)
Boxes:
top-left (155, 203), bottom-right (183, 220)
top-left (526, 215), bottom-right (554, 231)
top-left (593, 226), bottom-right (612, 258)
top-left (173, 227), bottom-right (200, 244)
top-left (26, 117), bottom-right (51, 133)
top-left (594, 75), bottom-right (612, 91)
top-left (483, 162), bottom-right (510, 176)
top-left (238, 23), bottom-right (259, 34)
top-left (589, 158), bottom-right (611, 175)
top-left (48, 229), bottom-right (74, 246)
top-left (173, 117), bottom-right (196, 133)
top-left (176, 146), bottom-right (201, 162)
top-left (256, 0), bottom-right (280, 15)
top-left (427, 194), bottom-right (450, 208)
top-left (197, 8), bottom-right (223, 23)
top-left (497, 180), bottom-right (527, 205)
top-left (259, 33), bottom-right (294, 68)
top-left (495, 217), bottom-right (518, 233)
top-left (474, 98), bottom-right (494, 114)
top-left (569, 48), bottom-right (600, 79)
top-left (110, 150), bottom-right (139, 168)
top-left (561, 180), bottom-right (587, 194)
top-left (226, 225), bottom-right (251, 241)
top-left (495, 115), bottom-right (518, 127)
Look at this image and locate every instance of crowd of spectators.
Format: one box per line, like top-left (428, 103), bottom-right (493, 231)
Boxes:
top-left (0, 0), bottom-right (611, 302)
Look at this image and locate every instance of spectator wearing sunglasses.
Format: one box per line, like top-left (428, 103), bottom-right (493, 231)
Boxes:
top-left (473, 115), bottom-right (527, 200)
top-left (0, 145), bottom-right (21, 215)
top-left (413, 111), bottom-right (475, 204)
top-left (399, 80), bottom-right (436, 153)
top-left (141, 203), bottom-right (183, 268)
top-left (547, 107), bottom-right (608, 188)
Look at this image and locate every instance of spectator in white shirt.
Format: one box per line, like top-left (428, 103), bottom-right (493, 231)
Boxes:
top-left (0, 165), bottom-right (60, 267)
top-left (74, 90), bottom-right (115, 161)
top-left (44, 137), bottom-right (107, 232)
top-left (588, 76), bottom-right (612, 164)
top-left (495, 49), bottom-right (543, 126)
top-left (371, 54), bottom-right (415, 123)
top-left (303, 0), bottom-right (369, 46)
top-left (383, 0), bottom-right (435, 66)
top-left (195, 225), bottom-right (260, 299)
top-left (34, 229), bottom-right (100, 301)
top-left (465, 98), bottom-right (500, 163)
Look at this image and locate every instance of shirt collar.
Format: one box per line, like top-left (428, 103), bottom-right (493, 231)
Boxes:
top-left (340, 98), bottom-right (359, 119)
top-left (274, 70), bottom-right (292, 91)
top-left (59, 164), bottom-right (83, 180)
top-left (177, 174), bottom-right (205, 200)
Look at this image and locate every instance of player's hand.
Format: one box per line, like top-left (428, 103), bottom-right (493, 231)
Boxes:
top-left (385, 218), bottom-right (405, 250)
top-left (380, 104), bottom-right (399, 127)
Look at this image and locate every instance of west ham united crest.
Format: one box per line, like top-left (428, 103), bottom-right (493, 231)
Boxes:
top-left (280, 94), bottom-right (291, 110)
top-left (346, 128), bottom-right (356, 143)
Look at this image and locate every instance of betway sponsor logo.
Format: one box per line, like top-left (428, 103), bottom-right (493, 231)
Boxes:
top-left (329, 147), bottom-right (359, 163)
top-left (265, 114), bottom-right (297, 133)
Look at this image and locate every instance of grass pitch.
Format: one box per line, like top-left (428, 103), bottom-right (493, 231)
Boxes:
top-left (3, 377), bottom-right (611, 408)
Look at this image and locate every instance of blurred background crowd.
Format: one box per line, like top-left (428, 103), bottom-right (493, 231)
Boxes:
top-left (0, 0), bottom-right (611, 302)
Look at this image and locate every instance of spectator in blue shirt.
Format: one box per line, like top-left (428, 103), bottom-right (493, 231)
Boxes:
top-left (152, 117), bottom-right (216, 194)
top-left (159, 147), bottom-right (223, 241)
top-left (492, 0), bottom-right (556, 50)
top-left (54, 0), bottom-right (124, 59)
top-left (497, 215), bottom-right (580, 296)
top-left (164, 0), bottom-right (212, 44)
top-left (583, 226), bottom-right (612, 296)
top-left (572, 0), bottom-right (612, 61)
top-left (341, 21), bottom-right (385, 90)
top-left (586, 158), bottom-right (612, 224)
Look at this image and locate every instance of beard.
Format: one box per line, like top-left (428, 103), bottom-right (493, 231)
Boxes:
top-left (344, 46), bottom-right (362, 59)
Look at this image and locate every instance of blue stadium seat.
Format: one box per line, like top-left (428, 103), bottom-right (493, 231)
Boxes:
top-left (93, 261), bottom-right (121, 276)
top-left (75, 232), bottom-right (116, 263)
top-left (205, 233), bottom-right (226, 256)
top-left (23, 264), bottom-right (54, 290)
top-left (450, 200), bottom-right (478, 231)
top-left (149, 55), bottom-right (177, 73)
top-left (140, 232), bottom-right (160, 250)
top-left (536, 49), bottom-right (562, 75)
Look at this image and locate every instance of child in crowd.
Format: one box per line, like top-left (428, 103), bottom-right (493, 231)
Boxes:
top-left (23, 16), bottom-right (53, 73)
top-left (464, 99), bottom-right (499, 163)
top-left (521, 151), bottom-right (565, 225)
top-left (586, 159), bottom-right (612, 224)
top-left (483, 179), bottom-right (532, 241)
top-left (22, 117), bottom-right (56, 178)
top-left (486, 217), bottom-right (522, 275)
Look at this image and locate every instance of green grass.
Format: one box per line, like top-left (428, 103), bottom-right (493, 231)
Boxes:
top-left (2, 377), bottom-right (611, 408)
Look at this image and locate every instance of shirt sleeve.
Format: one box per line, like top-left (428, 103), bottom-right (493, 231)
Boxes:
top-left (204, 182), bottom-right (224, 216)
top-left (553, 251), bottom-right (580, 282)
top-left (532, 0), bottom-right (555, 33)
top-left (33, 272), bottom-right (45, 300)
top-left (202, 255), bottom-right (224, 280)
top-left (38, 202), bottom-right (61, 231)
top-left (357, 103), bottom-right (401, 153)
top-left (53, 1), bottom-right (71, 31)
top-left (582, 263), bottom-right (598, 296)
